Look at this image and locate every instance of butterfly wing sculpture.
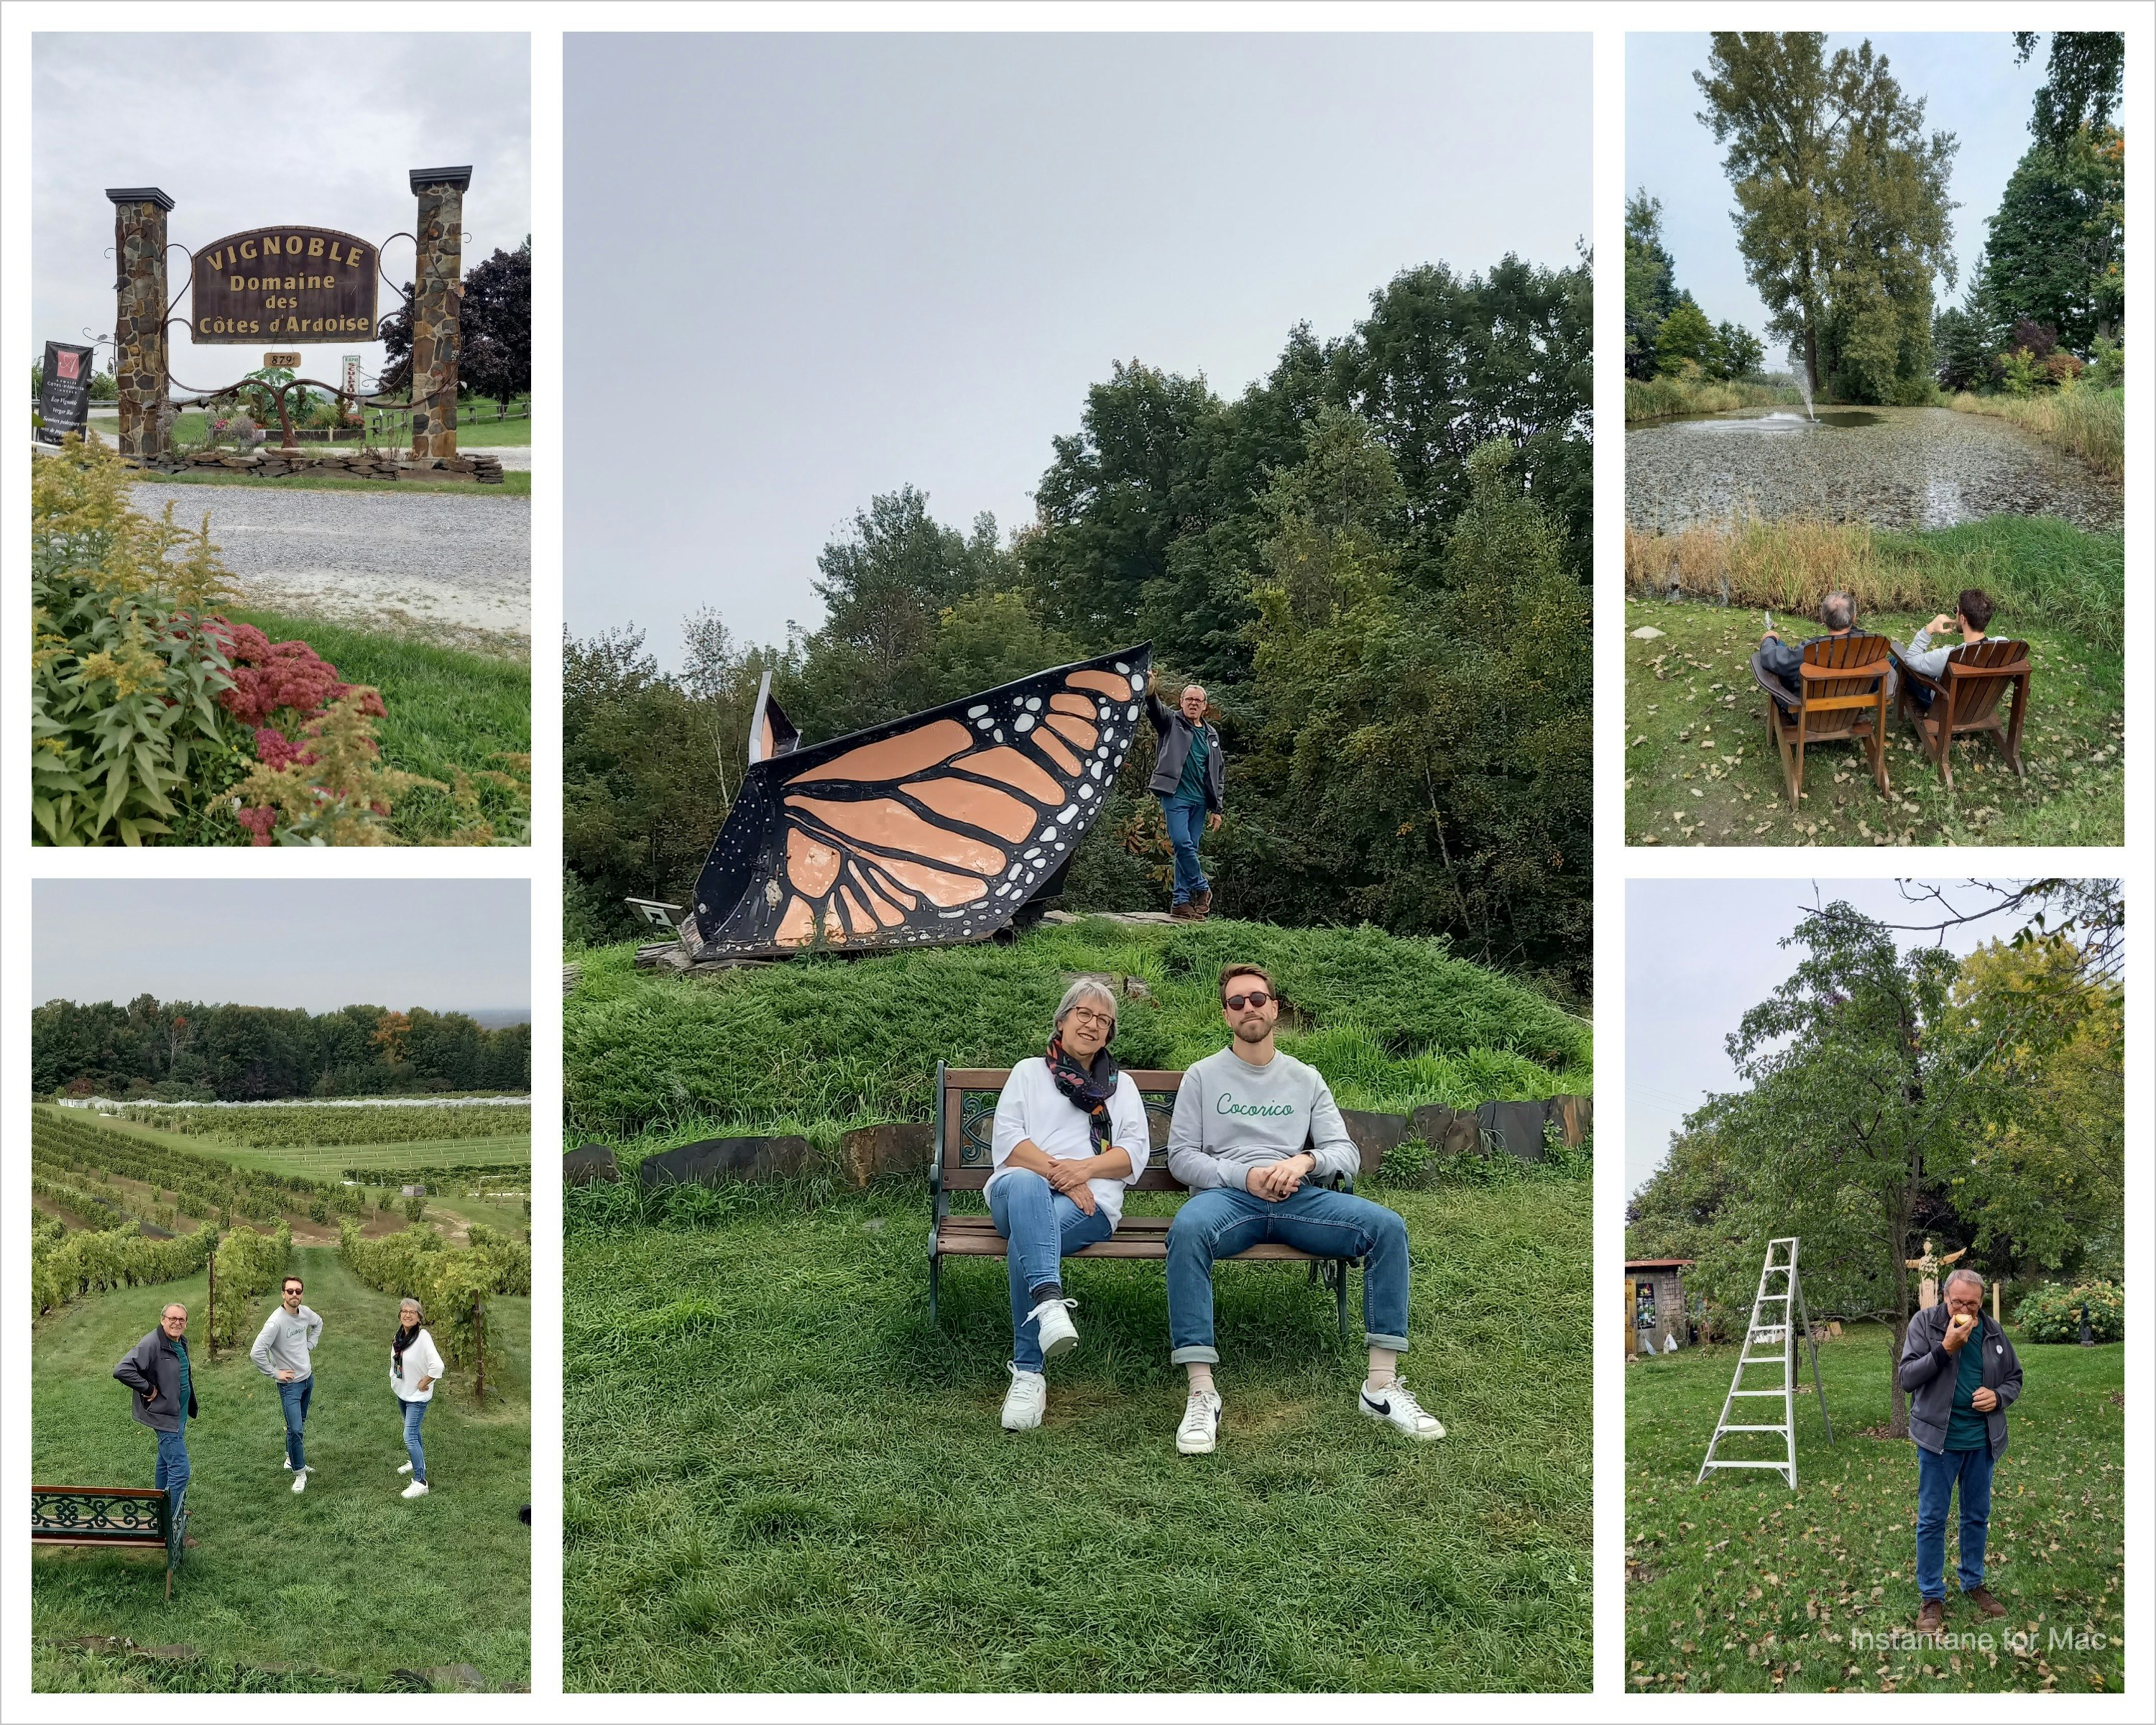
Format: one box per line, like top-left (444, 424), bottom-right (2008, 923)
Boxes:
top-left (682, 645), bottom-right (1153, 960)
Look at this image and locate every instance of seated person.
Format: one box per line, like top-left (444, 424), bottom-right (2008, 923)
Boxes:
top-left (1893, 588), bottom-right (2002, 711)
top-left (986, 978), bottom-right (1151, 1432)
top-left (1163, 964), bottom-right (1443, 1455)
top-left (1759, 590), bottom-right (1872, 699)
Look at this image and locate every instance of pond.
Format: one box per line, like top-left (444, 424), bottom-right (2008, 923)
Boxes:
top-left (1627, 404), bottom-right (2123, 533)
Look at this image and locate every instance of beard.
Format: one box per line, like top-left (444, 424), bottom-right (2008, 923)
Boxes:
top-left (1233, 1016), bottom-right (1269, 1043)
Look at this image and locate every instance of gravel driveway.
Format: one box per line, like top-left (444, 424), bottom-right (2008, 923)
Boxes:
top-left (130, 481), bottom-right (529, 653)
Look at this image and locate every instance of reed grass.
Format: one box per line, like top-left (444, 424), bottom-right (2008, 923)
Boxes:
top-left (1945, 387), bottom-right (2124, 481)
top-left (1626, 376), bottom-right (1803, 423)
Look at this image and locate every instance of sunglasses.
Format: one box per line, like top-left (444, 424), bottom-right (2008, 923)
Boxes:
top-left (1224, 990), bottom-right (1272, 1011)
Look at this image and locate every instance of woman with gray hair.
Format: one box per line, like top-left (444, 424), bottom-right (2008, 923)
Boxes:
top-left (985, 978), bottom-right (1151, 1431)
top-left (390, 1297), bottom-right (446, 1499)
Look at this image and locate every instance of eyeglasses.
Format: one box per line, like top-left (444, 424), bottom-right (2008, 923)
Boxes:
top-left (1224, 990), bottom-right (1271, 1011)
top-left (1067, 1008), bottom-right (1115, 1029)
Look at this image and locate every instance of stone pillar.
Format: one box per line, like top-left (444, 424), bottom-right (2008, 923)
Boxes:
top-left (106, 187), bottom-right (173, 459)
top-left (408, 165), bottom-right (471, 459)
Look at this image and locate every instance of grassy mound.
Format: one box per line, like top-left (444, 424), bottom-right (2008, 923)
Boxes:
top-left (1627, 1324), bottom-right (2123, 1694)
top-left (565, 917), bottom-right (1593, 1151)
top-left (31, 1246), bottom-right (529, 1692)
top-left (566, 1177), bottom-right (1589, 1691)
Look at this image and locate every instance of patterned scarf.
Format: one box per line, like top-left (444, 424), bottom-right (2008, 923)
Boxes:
top-left (1046, 1030), bottom-right (1119, 1151)
top-left (392, 1322), bottom-right (420, 1377)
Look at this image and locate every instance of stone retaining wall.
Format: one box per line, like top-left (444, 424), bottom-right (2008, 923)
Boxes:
top-left (137, 448), bottom-right (505, 484)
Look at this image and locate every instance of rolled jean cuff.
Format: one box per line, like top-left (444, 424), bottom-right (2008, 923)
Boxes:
top-left (1365, 1331), bottom-right (1409, 1353)
top-left (1170, 1344), bottom-right (1220, 1366)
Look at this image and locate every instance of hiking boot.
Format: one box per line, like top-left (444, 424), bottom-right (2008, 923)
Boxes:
top-left (1915, 1598), bottom-right (1945, 1634)
top-left (1000, 1365), bottom-right (1047, 1432)
top-left (1191, 887), bottom-right (1212, 918)
top-left (1169, 902), bottom-right (1196, 921)
top-left (1963, 1585), bottom-right (2007, 1618)
top-left (1176, 1388), bottom-right (1222, 1455)
top-left (1359, 1378), bottom-right (1445, 1441)
top-left (1028, 1296), bottom-right (1079, 1362)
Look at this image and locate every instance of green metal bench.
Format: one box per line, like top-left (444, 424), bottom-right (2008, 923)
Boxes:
top-left (929, 1062), bottom-right (1360, 1338)
top-left (32, 1484), bottom-right (188, 1599)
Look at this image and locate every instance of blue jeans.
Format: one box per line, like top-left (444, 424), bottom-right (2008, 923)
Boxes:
top-left (1166, 1183), bottom-right (1411, 1363)
top-left (400, 1395), bottom-right (429, 1483)
top-left (1161, 796), bottom-right (1208, 904)
top-left (278, 1375), bottom-right (313, 1471)
top-left (153, 1425), bottom-right (191, 1509)
top-left (1916, 1443), bottom-right (1994, 1598)
top-left (987, 1168), bottom-right (1114, 1371)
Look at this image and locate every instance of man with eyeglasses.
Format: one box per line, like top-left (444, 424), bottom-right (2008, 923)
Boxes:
top-left (114, 1302), bottom-right (199, 1512)
top-left (1163, 964), bottom-right (1442, 1454)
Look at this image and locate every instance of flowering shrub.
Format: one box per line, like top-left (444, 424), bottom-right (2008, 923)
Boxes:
top-left (229, 691), bottom-right (434, 845)
top-left (2014, 1279), bottom-right (2124, 1343)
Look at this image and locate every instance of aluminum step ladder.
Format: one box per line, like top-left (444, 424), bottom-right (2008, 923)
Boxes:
top-left (1697, 1235), bottom-right (1833, 1489)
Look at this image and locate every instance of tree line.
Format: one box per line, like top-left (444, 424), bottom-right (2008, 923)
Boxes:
top-left (31, 995), bottom-right (531, 1101)
top-left (1662, 30), bottom-right (2123, 405)
top-left (1627, 884), bottom-right (2124, 1435)
top-left (568, 254), bottom-right (1592, 999)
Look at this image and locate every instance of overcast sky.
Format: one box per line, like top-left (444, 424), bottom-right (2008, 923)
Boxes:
top-left (1627, 32), bottom-right (2047, 363)
top-left (1624, 878), bottom-right (2061, 1196)
top-left (566, 32), bottom-right (1591, 666)
top-left (33, 880), bottom-right (530, 1018)
top-left (32, 32), bottom-right (528, 389)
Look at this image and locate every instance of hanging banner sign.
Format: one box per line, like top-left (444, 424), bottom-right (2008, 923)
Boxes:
top-left (190, 226), bottom-right (379, 343)
top-left (36, 341), bottom-right (97, 445)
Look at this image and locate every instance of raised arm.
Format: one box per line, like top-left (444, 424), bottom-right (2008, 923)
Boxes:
top-left (1896, 1314), bottom-right (1950, 1392)
top-left (1145, 689), bottom-right (1172, 736)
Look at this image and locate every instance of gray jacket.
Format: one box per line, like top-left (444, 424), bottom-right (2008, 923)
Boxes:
top-left (114, 1327), bottom-right (198, 1434)
top-left (1146, 692), bottom-right (1225, 812)
top-left (1897, 1303), bottom-right (2022, 1458)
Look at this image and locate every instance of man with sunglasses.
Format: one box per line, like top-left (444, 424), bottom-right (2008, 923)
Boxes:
top-left (1163, 965), bottom-right (1442, 1454)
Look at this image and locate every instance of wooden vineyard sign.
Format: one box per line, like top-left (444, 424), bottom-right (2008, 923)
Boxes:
top-left (190, 226), bottom-right (379, 343)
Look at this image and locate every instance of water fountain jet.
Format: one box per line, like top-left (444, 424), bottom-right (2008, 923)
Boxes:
top-left (1788, 344), bottom-right (1816, 420)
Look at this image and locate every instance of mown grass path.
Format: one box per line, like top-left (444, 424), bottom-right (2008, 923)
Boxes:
top-left (1626, 1324), bottom-right (2124, 1694)
top-left (1623, 599), bottom-right (2124, 846)
top-left (32, 1246), bottom-right (529, 1692)
top-left (565, 1178), bottom-right (1590, 1691)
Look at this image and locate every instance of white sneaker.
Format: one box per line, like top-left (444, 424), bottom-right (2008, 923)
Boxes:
top-left (291, 1468), bottom-right (308, 1494)
top-left (401, 1480), bottom-right (429, 1499)
top-left (1360, 1379), bottom-right (1445, 1440)
top-left (397, 1461), bottom-right (414, 1475)
top-left (1176, 1388), bottom-right (1222, 1455)
top-left (1029, 1297), bottom-right (1079, 1362)
top-left (1000, 1365), bottom-right (1048, 1431)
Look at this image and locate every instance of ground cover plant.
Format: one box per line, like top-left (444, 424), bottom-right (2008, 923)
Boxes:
top-left (1626, 1324), bottom-right (2124, 1695)
top-left (1622, 515), bottom-right (2124, 847)
top-left (566, 917), bottom-right (1592, 1152)
top-left (30, 1245), bottom-right (530, 1693)
top-left (566, 1169), bottom-right (1588, 1692)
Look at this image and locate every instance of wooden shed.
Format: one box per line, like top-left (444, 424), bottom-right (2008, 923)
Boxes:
top-left (1626, 1258), bottom-right (1692, 1356)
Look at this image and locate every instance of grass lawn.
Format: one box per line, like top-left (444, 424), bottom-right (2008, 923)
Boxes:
top-left (32, 1246), bottom-right (530, 1692)
top-left (1626, 1324), bottom-right (2124, 1693)
top-left (564, 1172), bottom-right (1590, 1692)
top-left (1623, 599), bottom-right (2123, 847)
top-left (197, 609), bottom-right (530, 846)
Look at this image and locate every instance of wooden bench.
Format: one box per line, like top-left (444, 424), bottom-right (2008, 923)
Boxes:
top-left (1750, 633), bottom-right (1892, 808)
top-left (1889, 638), bottom-right (2032, 791)
top-left (929, 1063), bottom-right (1360, 1339)
top-left (31, 1484), bottom-right (187, 1598)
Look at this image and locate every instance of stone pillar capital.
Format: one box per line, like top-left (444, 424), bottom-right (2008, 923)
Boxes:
top-left (409, 165), bottom-right (474, 193)
top-left (106, 186), bottom-right (175, 211)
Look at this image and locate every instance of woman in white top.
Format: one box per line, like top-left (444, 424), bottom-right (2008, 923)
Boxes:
top-left (987, 978), bottom-right (1151, 1432)
top-left (390, 1297), bottom-right (446, 1498)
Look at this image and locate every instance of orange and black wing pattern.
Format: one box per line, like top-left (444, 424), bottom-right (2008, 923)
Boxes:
top-left (686, 645), bottom-right (1153, 959)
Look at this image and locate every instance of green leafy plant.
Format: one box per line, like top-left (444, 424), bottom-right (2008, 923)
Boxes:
top-left (2014, 1278), bottom-right (2123, 1343)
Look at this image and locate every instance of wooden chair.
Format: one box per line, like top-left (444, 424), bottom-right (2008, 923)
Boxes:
top-left (31, 1484), bottom-right (187, 1598)
top-left (1749, 634), bottom-right (1892, 809)
top-left (928, 1064), bottom-right (1365, 1338)
top-left (1890, 639), bottom-right (2032, 791)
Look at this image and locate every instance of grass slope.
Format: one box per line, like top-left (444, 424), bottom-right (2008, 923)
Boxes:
top-left (1626, 1325), bottom-right (2124, 1693)
top-left (566, 918), bottom-right (1593, 1152)
top-left (1623, 600), bottom-right (2123, 847)
top-left (32, 1246), bottom-right (529, 1692)
top-left (565, 1175), bottom-right (1590, 1692)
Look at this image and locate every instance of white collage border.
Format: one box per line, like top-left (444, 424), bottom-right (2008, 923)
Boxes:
top-left (1, 4), bottom-right (2147, 1719)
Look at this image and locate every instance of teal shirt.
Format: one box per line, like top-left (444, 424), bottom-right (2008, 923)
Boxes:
top-left (1172, 727), bottom-right (1210, 805)
top-left (1945, 1321), bottom-right (1988, 1450)
top-left (175, 1340), bottom-right (190, 1426)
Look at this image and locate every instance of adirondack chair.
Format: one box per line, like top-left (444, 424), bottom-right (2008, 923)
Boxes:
top-left (1891, 638), bottom-right (2032, 791)
top-left (1749, 633), bottom-right (1892, 809)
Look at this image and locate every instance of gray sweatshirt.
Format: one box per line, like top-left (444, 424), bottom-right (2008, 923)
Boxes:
top-left (1167, 1045), bottom-right (1358, 1191)
top-left (250, 1303), bottom-right (323, 1381)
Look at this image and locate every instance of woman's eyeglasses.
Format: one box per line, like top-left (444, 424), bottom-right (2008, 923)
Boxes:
top-left (1067, 1008), bottom-right (1115, 1030)
top-left (1223, 990), bottom-right (1271, 1011)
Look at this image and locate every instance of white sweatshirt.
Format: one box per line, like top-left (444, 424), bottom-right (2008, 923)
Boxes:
top-left (391, 1328), bottom-right (447, 1402)
top-left (987, 1057), bottom-right (1152, 1229)
top-left (250, 1303), bottom-right (323, 1380)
